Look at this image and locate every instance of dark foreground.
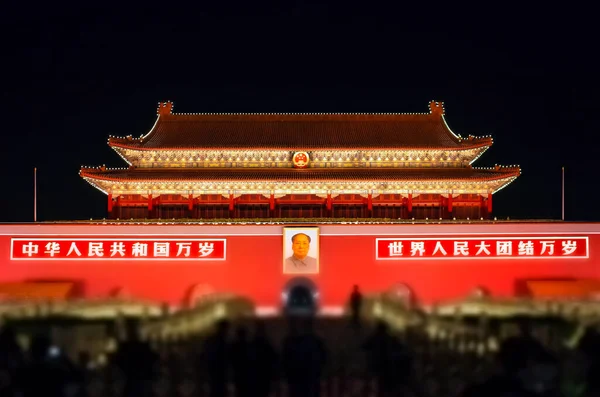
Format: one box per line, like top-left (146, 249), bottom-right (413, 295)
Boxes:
top-left (0, 314), bottom-right (597, 397)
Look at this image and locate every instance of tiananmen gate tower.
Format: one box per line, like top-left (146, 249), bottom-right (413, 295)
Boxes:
top-left (2, 100), bottom-right (600, 312)
top-left (80, 100), bottom-right (520, 220)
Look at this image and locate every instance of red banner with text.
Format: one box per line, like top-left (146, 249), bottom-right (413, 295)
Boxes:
top-left (11, 238), bottom-right (226, 261)
top-left (376, 236), bottom-right (588, 260)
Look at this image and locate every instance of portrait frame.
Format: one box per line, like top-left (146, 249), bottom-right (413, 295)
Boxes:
top-left (283, 227), bottom-right (320, 274)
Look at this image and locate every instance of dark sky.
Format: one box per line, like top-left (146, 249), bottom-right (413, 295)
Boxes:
top-left (2, 4), bottom-right (597, 222)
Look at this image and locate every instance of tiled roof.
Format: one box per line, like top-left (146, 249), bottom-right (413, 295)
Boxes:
top-left (109, 113), bottom-right (492, 151)
top-left (80, 167), bottom-right (519, 183)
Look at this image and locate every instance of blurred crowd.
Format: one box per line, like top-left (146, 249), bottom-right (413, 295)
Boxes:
top-left (1, 299), bottom-right (600, 397)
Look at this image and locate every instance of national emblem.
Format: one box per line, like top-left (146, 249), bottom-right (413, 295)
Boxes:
top-left (292, 152), bottom-right (310, 168)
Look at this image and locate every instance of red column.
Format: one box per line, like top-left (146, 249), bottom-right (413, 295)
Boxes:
top-left (269, 193), bottom-right (275, 210)
top-left (487, 193), bottom-right (493, 214)
top-left (229, 194), bottom-right (234, 212)
top-left (367, 193), bottom-right (373, 211)
top-left (478, 195), bottom-right (484, 219)
top-left (447, 194), bottom-right (453, 213)
top-left (107, 193), bottom-right (113, 213)
top-left (407, 193), bottom-right (413, 214)
top-left (188, 194), bottom-right (194, 211)
top-left (148, 194), bottom-right (153, 211)
top-left (116, 196), bottom-right (121, 219)
top-left (326, 193), bottom-right (332, 211)
top-left (439, 195), bottom-right (444, 218)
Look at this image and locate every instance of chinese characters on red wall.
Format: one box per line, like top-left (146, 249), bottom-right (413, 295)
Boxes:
top-left (11, 238), bottom-right (226, 260)
top-left (376, 237), bottom-right (588, 260)
top-left (9, 235), bottom-right (590, 262)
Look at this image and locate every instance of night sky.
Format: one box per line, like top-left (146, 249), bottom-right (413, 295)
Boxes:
top-left (3, 4), bottom-right (597, 222)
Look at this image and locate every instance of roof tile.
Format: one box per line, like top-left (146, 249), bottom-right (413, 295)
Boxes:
top-left (110, 113), bottom-right (491, 150)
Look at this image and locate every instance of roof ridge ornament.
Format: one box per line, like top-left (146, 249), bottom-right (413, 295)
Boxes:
top-left (157, 101), bottom-right (174, 116)
top-left (429, 100), bottom-right (445, 116)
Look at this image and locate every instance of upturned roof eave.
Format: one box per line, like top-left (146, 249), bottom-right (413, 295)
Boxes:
top-left (107, 139), bottom-right (493, 152)
top-left (79, 167), bottom-right (520, 184)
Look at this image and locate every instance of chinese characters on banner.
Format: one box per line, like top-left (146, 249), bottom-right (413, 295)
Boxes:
top-left (376, 237), bottom-right (588, 260)
top-left (11, 238), bottom-right (226, 260)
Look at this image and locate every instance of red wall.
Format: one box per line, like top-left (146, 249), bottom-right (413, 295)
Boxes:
top-left (1, 223), bottom-right (599, 309)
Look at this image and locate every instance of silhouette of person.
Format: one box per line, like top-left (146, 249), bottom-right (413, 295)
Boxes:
top-left (202, 320), bottom-right (231, 397)
top-left (283, 317), bottom-right (327, 397)
top-left (250, 320), bottom-right (278, 397)
top-left (16, 334), bottom-right (70, 397)
top-left (231, 326), bottom-right (252, 397)
top-left (349, 285), bottom-right (363, 326)
top-left (362, 321), bottom-right (411, 397)
top-left (112, 320), bottom-right (158, 397)
top-left (461, 318), bottom-right (552, 397)
top-left (285, 233), bottom-right (318, 273)
top-left (74, 351), bottom-right (94, 396)
top-left (0, 324), bottom-right (24, 397)
top-left (500, 317), bottom-right (547, 374)
top-left (575, 327), bottom-right (600, 396)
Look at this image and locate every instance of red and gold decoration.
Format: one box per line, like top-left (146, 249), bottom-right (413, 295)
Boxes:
top-left (292, 151), bottom-right (310, 168)
top-left (80, 100), bottom-right (520, 219)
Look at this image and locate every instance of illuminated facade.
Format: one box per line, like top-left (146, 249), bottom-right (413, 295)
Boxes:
top-left (2, 222), bottom-right (598, 307)
top-left (80, 101), bottom-right (520, 219)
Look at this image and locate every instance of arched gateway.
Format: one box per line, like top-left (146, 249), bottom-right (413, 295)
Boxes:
top-left (282, 277), bottom-right (319, 315)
